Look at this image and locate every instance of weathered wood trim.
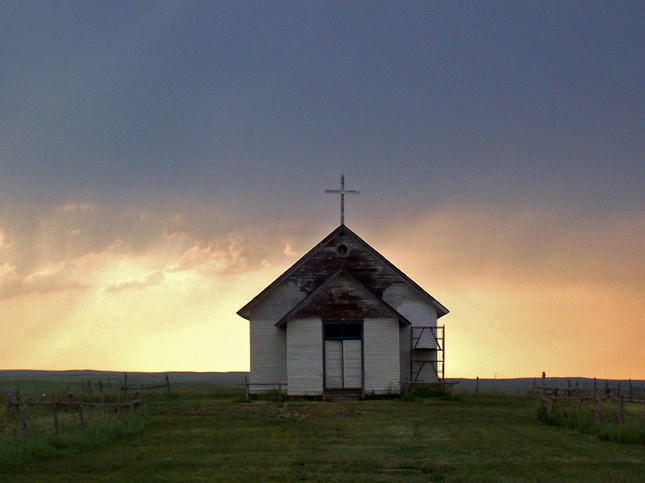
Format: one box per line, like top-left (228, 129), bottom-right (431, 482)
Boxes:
top-left (237, 224), bottom-right (448, 320)
top-left (275, 269), bottom-right (411, 327)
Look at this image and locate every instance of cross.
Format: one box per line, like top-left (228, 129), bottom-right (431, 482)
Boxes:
top-left (325, 173), bottom-right (359, 225)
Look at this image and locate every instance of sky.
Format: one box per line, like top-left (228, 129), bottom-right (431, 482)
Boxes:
top-left (1, 1), bottom-right (643, 379)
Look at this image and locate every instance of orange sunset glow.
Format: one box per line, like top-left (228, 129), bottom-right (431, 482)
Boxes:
top-left (0, 202), bottom-right (642, 379)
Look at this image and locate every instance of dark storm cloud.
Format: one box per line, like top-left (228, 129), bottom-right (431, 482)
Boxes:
top-left (0, 2), bottom-right (643, 375)
top-left (0, 2), bottom-right (642, 217)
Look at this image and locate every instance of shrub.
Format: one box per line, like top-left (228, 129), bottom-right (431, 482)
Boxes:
top-left (402, 386), bottom-right (457, 402)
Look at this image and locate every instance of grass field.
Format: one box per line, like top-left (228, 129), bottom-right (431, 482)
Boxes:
top-left (538, 395), bottom-right (645, 445)
top-left (2, 383), bottom-right (644, 482)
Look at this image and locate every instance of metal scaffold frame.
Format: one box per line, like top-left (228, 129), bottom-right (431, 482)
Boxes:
top-left (410, 325), bottom-right (445, 383)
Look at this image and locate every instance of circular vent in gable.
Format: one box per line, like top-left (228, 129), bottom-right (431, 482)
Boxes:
top-left (337, 242), bottom-right (350, 257)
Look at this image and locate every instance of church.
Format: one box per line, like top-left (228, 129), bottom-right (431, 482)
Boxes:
top-left (237, 176), bottom-right (449, 396)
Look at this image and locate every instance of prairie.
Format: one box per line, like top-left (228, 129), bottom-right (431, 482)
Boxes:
top-left (2, 379), bottom-right (643, 482)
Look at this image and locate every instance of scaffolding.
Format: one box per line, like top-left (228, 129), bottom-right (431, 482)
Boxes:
top-left (410, 325), bottom-right (444, 383)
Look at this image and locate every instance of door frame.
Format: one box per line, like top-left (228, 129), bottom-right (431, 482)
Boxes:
top-left (322, 320), bottom-right (364, 391)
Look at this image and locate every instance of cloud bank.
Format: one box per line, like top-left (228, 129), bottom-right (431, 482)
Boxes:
top-left (0, 199), bottom-right (642, 377)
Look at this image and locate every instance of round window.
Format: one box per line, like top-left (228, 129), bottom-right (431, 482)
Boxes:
top-left (337, 242), bottom-right (349, 256)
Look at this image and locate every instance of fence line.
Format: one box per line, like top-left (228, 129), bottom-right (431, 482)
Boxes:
top-left (242, 379), bottom-right (287, 401)
top-left (4, 387), bottom-right (141, 439)
top-left (531, 374), bottom-right (644, 404)
top-left (120, 373), bottom-right (171, 395)
top-left (534, 373), bottom-right (645, 431)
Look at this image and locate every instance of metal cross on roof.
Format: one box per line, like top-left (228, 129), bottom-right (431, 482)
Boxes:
top-left (325, 173), bottom-right (359, 225)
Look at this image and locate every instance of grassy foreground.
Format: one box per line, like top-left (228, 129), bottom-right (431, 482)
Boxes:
top-left (3, 389), bottom-right (644, 482)
top-left (538, 396), bottom-right (645, 445)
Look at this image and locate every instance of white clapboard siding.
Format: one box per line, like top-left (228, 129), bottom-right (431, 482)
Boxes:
top-left (399, 324), bottom-right (411, 384)
top-left (287, 318), bottom-right (323, 395)
top-left (249, 281), bottom-right (305, 392)
top-left (363, 318), bottom-right (400, 394)
top-left (382, 284), bottom-right (438, 328)
top-left (384, 284), bottom-right (439, 384)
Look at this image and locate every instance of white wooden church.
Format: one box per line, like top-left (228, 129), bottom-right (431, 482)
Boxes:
top-left (237, 177), bottom-right (449, 396)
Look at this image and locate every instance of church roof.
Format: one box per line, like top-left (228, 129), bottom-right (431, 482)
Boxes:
top-left (274, 268), bottom-right (412, 327)
top-left (237, 224), bottom-right (449, 321)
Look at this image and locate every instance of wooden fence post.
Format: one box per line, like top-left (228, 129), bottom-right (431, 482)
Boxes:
top-left (53, 395), bottom-right (59, 436)
top-left (619, 396), bottom-right (625, 426)
top-left (98, 380), bottom-right (105, 416)
top-left (79, 395), bottom-right (85, 427)
top-left (165, 374), bottom-right (170, 396)
top-left (244, 377), bottom-right (249, 402)
top-left (476, 377), bottom-right (479, 395)
top-left (541, 372), bottom-right (546, 396)
top-left (15, 386), bottom-right (21, 417)
top-left (22, 399), bottom-right (28, 439)
top-left (593, 377), bottom-right (597, 401)
top-left (32, 391), bottom-right (37, 417)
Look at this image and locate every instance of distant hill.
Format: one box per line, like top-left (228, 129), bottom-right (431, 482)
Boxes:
top-left (0, 370), bottom-right (249, 393)
top-left (0, 369), bottom-right (248, 383)
top-left (1, 371), bottom-right (643, 395)
top-left (450, 377), bottom-right (645, 394)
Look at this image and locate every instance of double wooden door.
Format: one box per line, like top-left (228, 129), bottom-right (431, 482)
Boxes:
top-left (324, 339), bottom-right (362, 389)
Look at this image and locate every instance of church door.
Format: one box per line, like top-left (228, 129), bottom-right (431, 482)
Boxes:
top-left (324, 322), bottom-right (363, 390)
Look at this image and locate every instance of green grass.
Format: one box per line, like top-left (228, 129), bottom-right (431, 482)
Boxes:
top-left (0, 411), bottom-right (146, 473)
top-left (0, 387), bottom-right (147, 473)
top-left (538, 397), bottom-right (645, 445)
top-left (1, 388), bottom-right (643, 482)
